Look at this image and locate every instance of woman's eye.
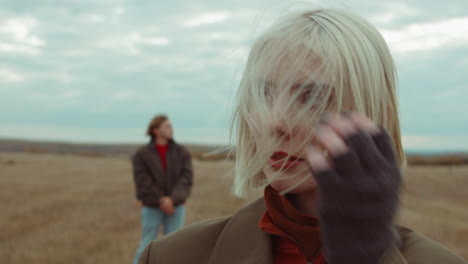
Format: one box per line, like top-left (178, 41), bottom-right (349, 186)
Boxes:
top-left (263, 83), bottom-right (273, 97)
top-left (299, 89), bottom-right (312, 103)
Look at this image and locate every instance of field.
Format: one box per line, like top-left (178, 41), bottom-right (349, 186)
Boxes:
top-left (0, 152), bottom-right (467, 263)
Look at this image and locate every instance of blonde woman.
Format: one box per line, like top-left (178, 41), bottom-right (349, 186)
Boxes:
top-left (137, 8), bottom-right (466, 264)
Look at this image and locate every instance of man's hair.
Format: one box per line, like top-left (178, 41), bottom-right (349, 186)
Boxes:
top-left (146, 114), bottom-right (169, 140)
top-left (231, 8), bottom-right (405, 197)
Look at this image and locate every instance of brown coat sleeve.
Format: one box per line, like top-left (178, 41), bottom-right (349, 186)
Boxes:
top-left (169, 147), bottom-right (193, 204)
top-left (132, 151), bottom-right (163, 205)
top-left (397, 227), bottom-right (466, 264)
top-left (137, 216), bottom-right (231, 264)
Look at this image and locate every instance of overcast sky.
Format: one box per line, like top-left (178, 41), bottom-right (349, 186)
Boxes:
top-left (0, 0), bottom-right (467, 151)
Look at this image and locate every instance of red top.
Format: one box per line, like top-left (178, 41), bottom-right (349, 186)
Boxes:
top-left (155, 144), bottom-right (168, 171)
top-left (259, 186), bottom-right (327, 264)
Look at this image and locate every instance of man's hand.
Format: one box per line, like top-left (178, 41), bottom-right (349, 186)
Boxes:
top-left (306, 112), bottom-right (402, 264)
top-left (159, 196), bottom-right (175, 216)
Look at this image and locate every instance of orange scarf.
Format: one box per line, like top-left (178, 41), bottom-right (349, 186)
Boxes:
top-left (259, 185), bottom-right (326, 264)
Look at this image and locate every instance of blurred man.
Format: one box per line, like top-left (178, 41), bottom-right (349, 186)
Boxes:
top-left (132, 114), bottom-right (193, 264)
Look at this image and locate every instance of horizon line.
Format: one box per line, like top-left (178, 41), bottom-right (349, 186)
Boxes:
top-left (1, 136), bottom-right (467, 154)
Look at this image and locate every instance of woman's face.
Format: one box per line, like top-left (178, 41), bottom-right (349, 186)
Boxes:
top-left (256, 61), bottom-right (328, 194)
top-left (262, 119), bottom-right (318, 194)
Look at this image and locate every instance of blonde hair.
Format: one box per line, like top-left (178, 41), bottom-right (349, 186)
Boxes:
top-left (231, 8), bottom-right (405, 197)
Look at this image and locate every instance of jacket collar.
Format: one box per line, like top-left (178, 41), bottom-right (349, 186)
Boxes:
top-left (142, 139), bottom-right (176, 175)
top-left (208, 197), bottom-right (408, 264)
top-left (209, 198), bottom-right (273, 264)
top-left (148, 138), bottom-right (176, 151)
top-left (380, 244), bottom-right (408, 264)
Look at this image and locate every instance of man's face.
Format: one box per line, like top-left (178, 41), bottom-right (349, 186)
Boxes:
top-left (154, 120), bottom-right (173, 140)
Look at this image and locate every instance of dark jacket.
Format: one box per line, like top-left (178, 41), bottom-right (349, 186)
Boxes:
top-left (132, 139), bottom-right (193, 207)
top-left (138, 198), bottom-right (466, 264)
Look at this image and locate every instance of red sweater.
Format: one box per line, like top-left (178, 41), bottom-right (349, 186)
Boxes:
top-left (155, 144), bottom-right (168, 171)
top-left (259, 186), bottom-right (327, 264)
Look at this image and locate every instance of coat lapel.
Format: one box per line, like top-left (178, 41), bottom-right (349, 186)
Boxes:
top-left (207, 197), bottom-right (408, 264)
top-left (165, 144), bottom-right (176, 182)
top-left (209, 198), bottom-right (273, 264)
top-left (379, 243), bottom-right (408, 264)
top-left (142, 143), bottom-right (164, 179)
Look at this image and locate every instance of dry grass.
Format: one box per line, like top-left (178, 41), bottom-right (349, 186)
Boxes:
top-left (399, 165), bottom-right (468, 258)
top-left (0, 152), bottom-right (466, 263)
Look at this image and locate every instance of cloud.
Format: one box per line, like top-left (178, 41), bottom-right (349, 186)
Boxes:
top-left (119, 58), bottom-right (162, 73)
top-left (47, 72), bottom-right (74, 83)
top-left (382, 17), bottom-right (468, 53)
top-left (0, 16), bottom-right (44, 54)
top-left (79, 13), bottom-right (105, 23)
top-left (142, 37), bottom-right (170, 46)
top-left (368, 2), bottom-right (422, 26)
top-left (0, 0), bottom-right (467, 148)
top-left (0, 42), bottom-right (38, 54)
top-left (114, 6), bottom-right (125, 15)
top-left (0, 67), bottom-right (25, 82)
top-left (184, 12), bottom-right (230, 28)
top-left (96, 32), bottom-right (170, 55)
top-left (0, 17), bottom-right (43, 46)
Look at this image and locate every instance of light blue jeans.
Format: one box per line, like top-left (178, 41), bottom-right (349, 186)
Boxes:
top-left (133, 205), bottom-right (185, 264)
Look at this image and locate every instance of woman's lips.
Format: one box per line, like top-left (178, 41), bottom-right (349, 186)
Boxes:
top-left (269, 151), bottom-right (305, 170)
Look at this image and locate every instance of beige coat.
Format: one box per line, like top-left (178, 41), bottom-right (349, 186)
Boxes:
top-left (138, 198), bottom-right (466, 264)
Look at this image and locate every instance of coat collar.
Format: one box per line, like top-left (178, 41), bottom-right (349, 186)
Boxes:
top-left (148, 138), bottom-right (176, 150)
top-left (207, 197), bottom-right (408, 264)
top-left (380, 243), bottom-right (408, 264)
top-left (209, 198), bottom-right (273, 264)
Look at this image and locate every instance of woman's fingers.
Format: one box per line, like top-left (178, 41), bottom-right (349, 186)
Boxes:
top-left (321, 113), bottom-right (357, 138)
top-left (344, 112), bottom-right (380, 135)
top-left (313, 125), bottom-right (348, 157)
top-left (322, 112), bottom-right (380, 139)
top-left (307, 122), bottom-right (348, 173)
top-left (309, 112), bottom-right (384, 172)
top-left (306, 144), bottom-right (331, 172)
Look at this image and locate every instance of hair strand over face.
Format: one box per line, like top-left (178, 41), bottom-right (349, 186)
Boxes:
top-left (231, 8), bottom-right (405, 198)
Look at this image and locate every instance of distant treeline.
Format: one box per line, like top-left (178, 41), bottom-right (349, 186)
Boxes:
top-left (0, 139), bottom-right (467, 165)
top-left (0, 139), bottom-right (225, 159)
top-left (406, 155), bottom-right (468, 166)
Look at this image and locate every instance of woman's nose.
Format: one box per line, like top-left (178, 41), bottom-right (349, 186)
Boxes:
top-left (274, 120), bottom-right (291, 140)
